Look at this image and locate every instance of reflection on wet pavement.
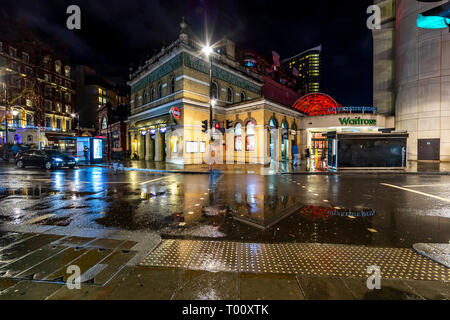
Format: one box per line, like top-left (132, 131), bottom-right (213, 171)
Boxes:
top-left (0, 167), bottom-right (449, 249)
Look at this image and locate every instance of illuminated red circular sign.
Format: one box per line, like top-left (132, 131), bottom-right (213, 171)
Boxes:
top-left (171, 106), bottom-right (181, 120)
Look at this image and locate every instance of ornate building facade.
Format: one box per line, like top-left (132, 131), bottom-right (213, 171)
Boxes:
top-left (127, 19), bottom-right (303, 165)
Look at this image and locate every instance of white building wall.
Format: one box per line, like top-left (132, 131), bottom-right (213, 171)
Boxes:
top-left (395, 0), bottom-right (450, 161)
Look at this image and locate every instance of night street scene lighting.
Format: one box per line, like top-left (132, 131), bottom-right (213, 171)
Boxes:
top-left (0, 0), bottom-right (448, 315)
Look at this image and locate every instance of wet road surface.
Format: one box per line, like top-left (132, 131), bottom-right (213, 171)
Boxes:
top-left (0, 164), bottom-right (449, 248)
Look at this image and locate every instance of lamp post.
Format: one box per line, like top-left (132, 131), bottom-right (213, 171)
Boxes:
top-left (2, 81), bottom-right (9, 160)
top-left (202, 45), bottom-right (214, 141)
top-left (202, 45), bottom-right (215, 174)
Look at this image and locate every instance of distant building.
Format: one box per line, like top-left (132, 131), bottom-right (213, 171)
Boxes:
top-left (98, 102), bottom-right (130, 161)
top-left (75, 65), bottom-right (129, 132)
top-left (0, 39), bottom-right (76, 151)
top-left (282, 45), bottom-right (322, 95)
top-left (237, 49), bottom-right (301, 107)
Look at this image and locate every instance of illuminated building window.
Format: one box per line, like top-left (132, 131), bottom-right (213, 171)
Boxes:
top-left (246, 120), bottom-right (255, 152)
top-left (211, 81), bottom-right (219, 99)
top-left (143, 91), bottom-right (147, 104)
top-left (170, 76), bottom-right (175, 94)
top-left (158, 82), bottom-right (162, 99)
top-left (227, 87), bottom-right (233, 103)
top-left (240, 91), bottom-right (246, 102)
top-left (234, 123), bottom-right (242, 151)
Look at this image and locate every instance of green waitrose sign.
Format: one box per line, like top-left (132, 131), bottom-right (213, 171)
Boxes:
top-left (339, 117), bottom-right (376, 126)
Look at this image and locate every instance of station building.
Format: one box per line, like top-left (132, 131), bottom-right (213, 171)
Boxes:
top-left (126, 19), bottom-right (302, 165)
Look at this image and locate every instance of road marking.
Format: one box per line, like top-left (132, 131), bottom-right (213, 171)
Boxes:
top-left (403, 184), bottom-right (450, 188)
top-left (139, 175), bottom-right (175, 186)
top-left (24, 214), bottom-right (55, 224)
top-left (381, 183), bottom-right (450, 203)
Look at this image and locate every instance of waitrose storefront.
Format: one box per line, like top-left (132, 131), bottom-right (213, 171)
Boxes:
top-left (299, 113), bottom-right (396, 158)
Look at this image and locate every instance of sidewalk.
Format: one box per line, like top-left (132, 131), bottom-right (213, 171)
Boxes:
top-left (94, 159), bottom-right (450, 175)
top-left (0, 226), bottom-right (447, 300)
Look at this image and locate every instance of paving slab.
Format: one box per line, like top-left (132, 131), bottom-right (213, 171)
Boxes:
top-left (0, 280), bottom-right (63, 300)
top-left (173, 270), bottom-right (238, 300)
top-left (105, 267), bottom-right (183, 300)
top-left (340, 277), bottom-right (423, 300)
top-left (48, 267), bottom-right (134, 300)
top-left (296, 275), bottom-right (355, 300)
top-left (0, 244), bottom-right (67, 278)
top-left (240, 273), bottom-right (304, 300)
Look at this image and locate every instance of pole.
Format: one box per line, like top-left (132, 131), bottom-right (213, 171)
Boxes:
top-left (208, 55), bottom-right (213, 174)
top-left (209, 55), bottom-right (213, 138)
top-left (3, 82), bottom-right (8, 160)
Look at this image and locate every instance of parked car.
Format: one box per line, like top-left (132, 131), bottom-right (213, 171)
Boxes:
top-left (15, 149), bottom-right (79, 169)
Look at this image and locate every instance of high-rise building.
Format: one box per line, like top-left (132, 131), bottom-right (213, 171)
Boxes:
top-left (282, 45), bottom-right (322, 95)
top-left (372, 0), bottom-right (450, 162)
top-left (75, 65), bottom-right (129, 132)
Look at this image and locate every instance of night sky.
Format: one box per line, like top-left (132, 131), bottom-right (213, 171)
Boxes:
top-left (0, 0), bottom-right (374, 106)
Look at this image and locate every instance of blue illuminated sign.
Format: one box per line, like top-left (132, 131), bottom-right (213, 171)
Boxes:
top-left (417, 14), bottom-right (450, 29)
top-left (328, 106), bottom-right (377, 113)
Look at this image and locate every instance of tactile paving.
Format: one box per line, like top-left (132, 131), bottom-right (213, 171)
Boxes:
top-left (140, 240), bottom-right (449, 282)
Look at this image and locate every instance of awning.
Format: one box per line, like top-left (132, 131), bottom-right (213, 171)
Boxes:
top-left (131, 114), bottom-right (176, 131)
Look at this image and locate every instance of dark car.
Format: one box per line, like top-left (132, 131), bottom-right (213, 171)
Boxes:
top-left (15, 149), bottom-right (79, 169)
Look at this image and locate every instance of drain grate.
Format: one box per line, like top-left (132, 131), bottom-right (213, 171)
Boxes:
top-left (140, 240), bottom-right (449, 282)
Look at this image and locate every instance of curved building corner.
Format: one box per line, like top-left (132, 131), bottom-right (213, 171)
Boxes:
top-left (373, 0), bottom-right (450, 162)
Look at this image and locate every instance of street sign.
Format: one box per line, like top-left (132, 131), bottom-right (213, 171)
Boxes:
top-left (170, 106), bottom-right (181, 120)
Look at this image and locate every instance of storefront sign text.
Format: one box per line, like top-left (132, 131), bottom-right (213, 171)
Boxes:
top-left (339, 117), bottom-right (377, 126)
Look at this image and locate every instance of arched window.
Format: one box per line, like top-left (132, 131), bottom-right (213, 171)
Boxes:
top-left (234, 123), bottom-right (242, 151)
top-left (211, 81), bottom-right (219, 99)
top-left (240, 92), bottom-right (246, 102)
top-left (235, 123), bottom-right (242, 136)
top-left (157, 82), bottom-right (162, 99)
top-left (292, 122), bottom-right (297, 131)
top-left (227, 87), bottom-right (233, 103)
top-left (170, 76), bottom-right (175, 94)
top-left (281, 120), bottom-right (289, 130)
top-left (245, 121), bottom-right (256, 151)
top-left (150, 87), bottom-right (154, 101)
top-left (102, 117), bottom-right (107, 129)
top-left (143, 91), bottom-right (147, 104)
top-left (269, 117), bottom-right (278, 128)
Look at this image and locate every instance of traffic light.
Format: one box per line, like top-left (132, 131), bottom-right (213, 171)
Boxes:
top-left (213, 121), bottom-right (225, 134)
top-left (226, 120), bottom-right (233, 129)
top-left (201, 120), bottom-right (208, 133)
